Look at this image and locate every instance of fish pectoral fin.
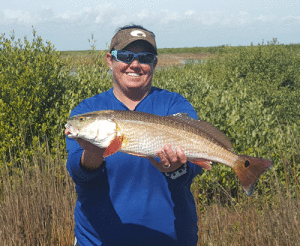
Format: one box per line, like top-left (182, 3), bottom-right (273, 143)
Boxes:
top-left (103, 135), bottom-right (124, 157)
top-left (191, 159), bottom-right (212, 170)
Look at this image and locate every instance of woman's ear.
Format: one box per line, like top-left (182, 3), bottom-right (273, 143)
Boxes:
top-left (106, 52), bottom-right (113, 68)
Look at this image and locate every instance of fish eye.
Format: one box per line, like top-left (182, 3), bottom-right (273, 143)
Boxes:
top-left (79, 117), bottom-right (85, 121)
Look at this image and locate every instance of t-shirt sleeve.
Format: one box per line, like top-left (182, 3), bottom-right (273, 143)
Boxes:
top-left (167, 93), bottom-right (198, 120)
top-left (66, 99), bottom-right (107, 186)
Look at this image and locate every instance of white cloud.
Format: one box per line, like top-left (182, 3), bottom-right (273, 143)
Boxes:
top-left (184, 10), bottom-right (195, 16)
top-left (2, 7), bottom-right (299, 28)
top-left (1, 6), bottom-right (299, 50)
top-left (56, 10), bottom-right (78, 21)
top-left (3, 10), bottom-right (33, 25)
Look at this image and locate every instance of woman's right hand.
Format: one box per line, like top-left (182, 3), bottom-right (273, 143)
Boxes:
top-left (65, 128), bottom-right (106, 170)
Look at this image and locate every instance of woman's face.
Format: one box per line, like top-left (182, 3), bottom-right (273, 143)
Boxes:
top-left (106, 41), bottom-right (157, 96)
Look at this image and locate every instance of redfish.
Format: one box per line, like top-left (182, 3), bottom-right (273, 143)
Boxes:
top-left (66, 110), bottom-right (273, 196)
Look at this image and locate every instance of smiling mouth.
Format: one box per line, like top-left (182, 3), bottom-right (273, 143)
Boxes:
top-left (126, 72), bottom-right (141, 77)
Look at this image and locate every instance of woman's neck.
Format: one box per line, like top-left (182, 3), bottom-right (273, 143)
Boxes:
top-left (113, 86), bottom-right (151, 111)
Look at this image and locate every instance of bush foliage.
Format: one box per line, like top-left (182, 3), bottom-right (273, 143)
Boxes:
top-left (0, 30), bottom-right (111, 161)
top-left (0, 30), bottom-right (65, 157)
top-left (1, 30), bottom-right (299, 202)
top-left (153, 42), bottom-right (300, 201)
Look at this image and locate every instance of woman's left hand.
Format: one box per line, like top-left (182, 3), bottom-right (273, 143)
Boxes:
top-left (148, 144), bottom-right (187, 172)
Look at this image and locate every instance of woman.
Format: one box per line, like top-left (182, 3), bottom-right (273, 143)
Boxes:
top-left (66, 24), bottom-right (202, 246)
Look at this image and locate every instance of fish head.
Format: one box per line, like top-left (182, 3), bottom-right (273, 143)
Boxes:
top-left (65, 114), bottom-right (117, 148)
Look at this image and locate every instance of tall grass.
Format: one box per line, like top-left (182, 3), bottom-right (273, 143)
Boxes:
top-left (1, 33), bottom-right (299, 244)
top-left (192, 122), bottom-right (300, 246)
top-left (59, 49), bottom-right (213, 70)
top-left (1, 127), bottom-right (299, 245)
top-left (192, 168), bottom-right (300, 246)
top-left (0, 141), bottom-right (76, 245)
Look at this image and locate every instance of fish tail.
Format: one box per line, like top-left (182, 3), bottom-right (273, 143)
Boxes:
top-left (233, 155), bottom-right (273, 196)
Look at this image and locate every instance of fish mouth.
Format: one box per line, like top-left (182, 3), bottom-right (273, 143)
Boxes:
top-left (65, 122), bottom-right (79, 138)
top-left (65, 122), bottom-right (72, 129)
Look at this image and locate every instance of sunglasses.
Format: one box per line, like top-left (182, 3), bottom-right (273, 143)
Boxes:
top-left (111, 50), bottom-right (156, 65)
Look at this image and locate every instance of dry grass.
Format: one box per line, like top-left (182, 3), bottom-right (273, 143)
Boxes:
top-left (192, 176), bottom-right (300, 246)
top-left (156, 53), bottom-right (213, 68)
top-left (1, 139), bottom-right (299, 245)
top-left (1, 94), bottom-right (299, 246)
top-left (0, 142), bottom-right (76, 245)
top-left (60, 51), bottom-right (213, 71)
top-left (1, 47), bottom-right (299, 244)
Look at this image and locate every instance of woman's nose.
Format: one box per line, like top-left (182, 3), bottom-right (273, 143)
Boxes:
top-left (129, 59), bottom-right (141, 68)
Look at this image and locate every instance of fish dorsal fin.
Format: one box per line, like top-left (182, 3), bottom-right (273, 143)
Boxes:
top-left (166, 113), bottom-right (233, 150)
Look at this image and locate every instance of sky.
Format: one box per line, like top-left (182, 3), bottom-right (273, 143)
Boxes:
top-left (1, 0), bottom-right (300, 51)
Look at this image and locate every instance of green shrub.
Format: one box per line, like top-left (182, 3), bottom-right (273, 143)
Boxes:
top-left (1, 31), bottom-right (299, 203)
top-left (153, 42), bottom-right (300, 201)
top-left (0, 30), bottom-right (110, 163)
top-left (0, 30), bottom-right (66, 159)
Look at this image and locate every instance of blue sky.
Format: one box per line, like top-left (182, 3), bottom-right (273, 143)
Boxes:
top-left (1, 0), bottom-right (300, 51)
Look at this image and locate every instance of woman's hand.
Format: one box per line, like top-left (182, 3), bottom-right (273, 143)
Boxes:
top-left (148, 144), bottom-right (187, 172)
top-left (65, 128), bottom-right (106, 170)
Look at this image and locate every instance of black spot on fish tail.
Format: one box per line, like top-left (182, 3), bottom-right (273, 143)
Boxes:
top-left (245, 160), bottom-right (250, 168)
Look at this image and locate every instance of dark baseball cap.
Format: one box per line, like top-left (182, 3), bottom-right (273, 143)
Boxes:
top-left (109, 27), bottom-right (157, 55)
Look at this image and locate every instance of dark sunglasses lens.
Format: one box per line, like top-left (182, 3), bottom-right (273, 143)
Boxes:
top-left (117, 52), bottom-right (134, 63)
top-left (115, 51), bottom-right (155, 64)
top-left (138, 54), bottom-right (155, 64)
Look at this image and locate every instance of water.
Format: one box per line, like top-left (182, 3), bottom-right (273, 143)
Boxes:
top-left (181, 59), bottom-right (206, 65)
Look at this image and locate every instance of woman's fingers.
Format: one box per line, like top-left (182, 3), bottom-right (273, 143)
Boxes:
top-left (149, 144), bottom-right (187, 172)
top-left (161, 144), bottom-right (178, 164)
top-left (175, 147), bottom-right (188, 164)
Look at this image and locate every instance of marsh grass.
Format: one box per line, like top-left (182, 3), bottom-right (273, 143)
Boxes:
top-left (60, 50), bottom-right (109, 74)
top-left (60, 50), bottom-right (212, 70)
top-left (1, 137), bottom-right (299, 246)
top-left (0, 127), bottom-right (299, 245)
top-left (192, 170), bottom-right (300, 246)
top-left (192, 124), bottom-right (300, 246)
top-left (0, 142), bottom-right (76, 246)
top-left (2, 36), bottom-right (300, 244)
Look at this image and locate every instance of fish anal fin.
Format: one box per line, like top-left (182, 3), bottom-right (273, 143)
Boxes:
top-left (103, 135), bottom-right (124, 157)
top-left (191, 159), bottom-right (212, 170)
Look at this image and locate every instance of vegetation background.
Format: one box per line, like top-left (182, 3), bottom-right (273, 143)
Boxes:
top-left (0, 30), bottom-right (299, 245)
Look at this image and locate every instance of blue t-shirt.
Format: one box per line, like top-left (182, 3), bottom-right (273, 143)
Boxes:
top-left (66, 87), bottom-right (202, 246)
